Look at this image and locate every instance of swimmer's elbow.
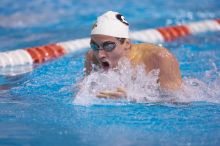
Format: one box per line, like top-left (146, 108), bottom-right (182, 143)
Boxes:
top-left (160, 79), bottom-right (182, 91)
top-left (159, 66), bottom-right (182, 91)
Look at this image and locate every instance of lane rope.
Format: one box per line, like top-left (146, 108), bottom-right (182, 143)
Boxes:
top-left (0, 19), bottom-right (220, 68)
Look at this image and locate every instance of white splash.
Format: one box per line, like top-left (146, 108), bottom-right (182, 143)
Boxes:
top-left (73, 58), bottom-right (220, 105)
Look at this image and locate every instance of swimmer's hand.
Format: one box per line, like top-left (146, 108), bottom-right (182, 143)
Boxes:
top-left (96, 87), bottom-right (127, 99)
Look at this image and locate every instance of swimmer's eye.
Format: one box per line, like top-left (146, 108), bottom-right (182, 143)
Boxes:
top-left (102, 41), bottom-right (116, 52)
top-left (90, 40), bottom-right (117, 52)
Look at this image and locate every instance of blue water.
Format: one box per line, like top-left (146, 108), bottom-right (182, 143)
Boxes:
top-left (0, 0), bottom-right (220, 146)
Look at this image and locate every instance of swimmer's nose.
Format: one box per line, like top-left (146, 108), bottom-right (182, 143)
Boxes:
top-left (98, 49), bottom-right (107, 58)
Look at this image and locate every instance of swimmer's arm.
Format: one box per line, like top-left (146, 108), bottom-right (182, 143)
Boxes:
top-left (157, 48), bottom-right (182, 90)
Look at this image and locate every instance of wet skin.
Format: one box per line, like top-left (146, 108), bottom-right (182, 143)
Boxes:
top-left (85, 34), bottom-right (182, 98)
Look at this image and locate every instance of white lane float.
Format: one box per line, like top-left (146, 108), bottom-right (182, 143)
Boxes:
top-left (0, 19), bottom-right (220, 68)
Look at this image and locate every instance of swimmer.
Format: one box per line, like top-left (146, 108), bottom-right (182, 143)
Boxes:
top-left (84, 11), bottom-right (182, 99)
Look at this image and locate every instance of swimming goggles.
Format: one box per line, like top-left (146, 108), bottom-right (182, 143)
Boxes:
top-left (90, 40), bottom-right (117, 52)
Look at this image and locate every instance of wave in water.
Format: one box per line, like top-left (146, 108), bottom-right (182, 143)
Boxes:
top-left (73, 58), bottom-right (220, 105)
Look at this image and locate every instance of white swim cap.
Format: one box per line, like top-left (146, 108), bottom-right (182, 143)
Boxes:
top-left (91, 11), bottom-right (129, 38)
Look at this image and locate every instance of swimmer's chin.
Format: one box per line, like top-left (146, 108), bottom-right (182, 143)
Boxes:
top-left (102, 65), bottom-right (110, 71)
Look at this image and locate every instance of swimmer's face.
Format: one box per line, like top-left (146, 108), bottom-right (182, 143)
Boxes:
top-left (90, 34), bottom-right (131, 71)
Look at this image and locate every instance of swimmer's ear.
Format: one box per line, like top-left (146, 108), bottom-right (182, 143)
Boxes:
top-left (124, 39), bottom-right (131, 50)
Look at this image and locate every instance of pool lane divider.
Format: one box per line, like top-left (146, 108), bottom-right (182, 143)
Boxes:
top-left (0, 19), bottom-right (220, 68)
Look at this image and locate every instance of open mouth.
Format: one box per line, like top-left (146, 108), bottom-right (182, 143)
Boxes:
top-left (101, 61), bottom-right (110, 70)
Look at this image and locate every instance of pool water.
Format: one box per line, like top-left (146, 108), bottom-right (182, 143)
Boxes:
top-left (0, 0), bottom-right (220, 146)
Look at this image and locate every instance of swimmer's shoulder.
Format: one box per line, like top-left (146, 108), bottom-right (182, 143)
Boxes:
top-left (131, 43), bottom-right (163, 51)
top-left (85, 50), bottom-right (98, 64)
top-left (85, 50), bottom-right (99, 75)
top-left (131, 43), bottom-right (164, 57)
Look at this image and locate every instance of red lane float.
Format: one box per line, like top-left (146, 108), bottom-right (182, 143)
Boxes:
top-left (0, 19), bottom-right (220, 68)
top-left (157, 25), bottom-right (190, 41)
top-left (216, 19), bottom-right (220, 24)
top-left (26, 44), bottom-right (66, 64)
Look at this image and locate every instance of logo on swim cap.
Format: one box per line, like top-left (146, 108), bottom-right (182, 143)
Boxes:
top-left (116, 14), bottom-right (129, 26)
top-left (92, 22), bottom-right (97, 30)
